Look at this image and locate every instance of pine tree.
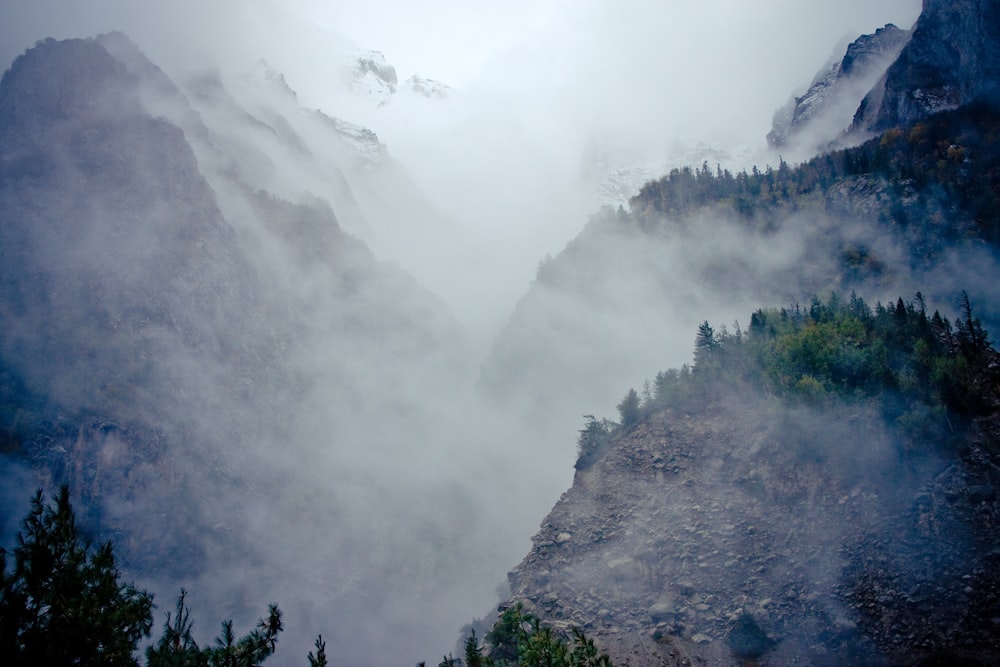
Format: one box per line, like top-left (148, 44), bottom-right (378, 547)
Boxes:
top-left (0, 486), bottom-right (154, 667)
top-left (308, 635), bottom-right (328, 667)
top-left (694, 321), bottom-right (719, 368)
top-left (616, 389), bottom-right (641, 429)
top-left (464, 629), bottom-right (483, 667)
top-left (146, 589), bottom-right (202, 667)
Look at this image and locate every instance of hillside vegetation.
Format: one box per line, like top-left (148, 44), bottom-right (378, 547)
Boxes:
top-left (631, 103), bottom-right (1000, 247)
top-left (578, 290), bottom-right (999, 471)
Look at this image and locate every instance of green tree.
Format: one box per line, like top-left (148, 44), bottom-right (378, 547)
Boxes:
top-left (204, 604), bottom-right (282, 667)
top-left (308, 635), bottom-right (328, 667)
top-left (464, 629), bottom-right (483, 667)
top-left (0, 486), bottom-right (154, 667)
top-left (146, 589), bottom-right (201, 667)
top-left (694, 321), bottom-right (719, 368)
top-left (482, 603), bottom-right (613, 667)
top-left (616, 389), bottom-right (641, 429)
top-left (575, 415), bottom-right (611, 470)
top-left (568, 628), bottom-right (612, 667)
top-left (147, 591), bottom-right (282, 667)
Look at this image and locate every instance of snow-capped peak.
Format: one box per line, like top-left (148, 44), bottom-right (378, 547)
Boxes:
top-left (339, 46), bottom-right (398, 106)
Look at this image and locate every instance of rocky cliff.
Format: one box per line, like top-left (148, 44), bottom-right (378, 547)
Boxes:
top-left (503, 386), bottom-right (1000, 665)
top-left (854, 0), bottom-right (1000, 132)
top-left (768, 24), bottom-right (910, 154)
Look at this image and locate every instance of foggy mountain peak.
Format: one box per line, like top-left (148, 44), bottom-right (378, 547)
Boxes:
top-left (324, 33), bottom-right (456, 116)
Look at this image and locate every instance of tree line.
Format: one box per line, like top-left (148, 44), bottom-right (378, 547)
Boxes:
top-left (628, 102), bottom-right (1000, 244)
top-left (577, 290), bottom-right (999, 469)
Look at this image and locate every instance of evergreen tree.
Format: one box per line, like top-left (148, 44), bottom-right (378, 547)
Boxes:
top-left (146, 589), bottom-right (201, 667)
top-left (308, 635), bottom-right (328, 667)
top-left (575, 415), bottom-right (612, 469)
top-left (145, 591), bottom-right (283, 667)
top-left (464, 629), bottom-right (483, 667)
top-left (616, 389), bottom-right (641, 429)
top-left (0, 486), bottom-right (154, 667)
top-left (203, 604), bottom-right (282, 667)
top-left (694, 321), bottom-right (719, 367)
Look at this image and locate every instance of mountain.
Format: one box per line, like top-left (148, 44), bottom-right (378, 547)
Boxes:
top-left (3, 1), bottom-right (1000, 663)
top-left (479, 105), bottom-right (1000, 456)
top-left (0, 33), bottom-right (511, 666)
top-left (404, 75), bottom-right (454, 99)
top-left (479, 0), bottom-right (1000, 438)
top-left (473, 0), bottom-right (1000, 664)
top-left (192, 57), bottom-right (458, 275)
top-left (768, 24), bottom-right (911, 158)
top-left (854, 0), bottom-right (1000, 133)
top-left (499, 295), bottom-right (1000, 665)
top-left (335, 40), bottom-right (455, 108)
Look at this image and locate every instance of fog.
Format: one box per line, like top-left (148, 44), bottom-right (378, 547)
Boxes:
top-left (0, 2), bottom-right (930, 666)
top-left (1, 0), bottom-right (921, 339)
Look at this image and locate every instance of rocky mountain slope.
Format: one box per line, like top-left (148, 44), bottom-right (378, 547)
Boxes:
top-left (504, 365), bottom-right (1000, 665)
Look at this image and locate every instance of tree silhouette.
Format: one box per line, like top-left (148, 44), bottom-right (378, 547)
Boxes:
top-left (0, 486), bottom-right (154, 666)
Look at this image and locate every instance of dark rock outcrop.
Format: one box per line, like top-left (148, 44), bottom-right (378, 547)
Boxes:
top-left (854, 0), bottom-right (1000, 132)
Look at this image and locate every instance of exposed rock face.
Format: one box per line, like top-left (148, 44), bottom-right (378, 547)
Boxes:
top-left (503, 393), bottom-right (1000, 665)
top-left (854, 0), bottom-right (1000, 132)
top-left (768, 24), bottom-right (910, 154)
